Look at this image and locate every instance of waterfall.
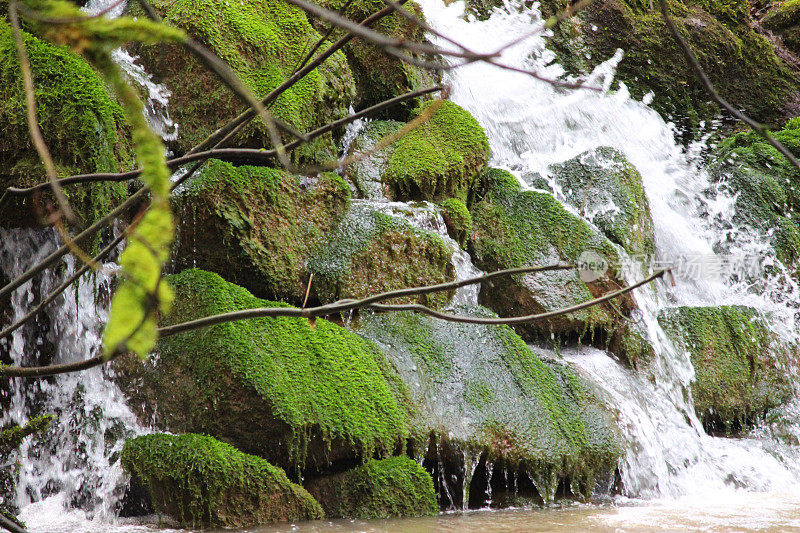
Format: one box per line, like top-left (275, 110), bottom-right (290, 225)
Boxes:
top-left (418, 0), bottom-right (800, 498)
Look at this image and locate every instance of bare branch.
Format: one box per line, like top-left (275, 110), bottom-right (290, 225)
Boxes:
top-left (0, 514), bottom-right (29, 533)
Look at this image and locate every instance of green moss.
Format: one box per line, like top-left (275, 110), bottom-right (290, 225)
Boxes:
top-left (468, 168), bottom-right (632, 339)
top-left (355, 308), bottom-right (621, 499)
top-left (121, 433), bottom-right (323, 528)
top-left (0, 19), bottom-right (131, 227)
top-left (385, 100), bottom-right (490, 201)
top-left (711, 119), bottom-right (800, 271)
top-left (438, 198), bottom-right (472, 246)
top-left (658, 306), bottom-right (793, 433)
top-left (315, 0), bottom-right (436, 120)
top-left (172, 159), bottom-right (351, 304)
top-left (133, 0), bottom-right (355, 160)
top-left (535, 0), bottom-right (800, 134)
top-left (114, 269), bottom-right (415, 474)
top-left (308, 202), bottom-right (455, 306)
top-left (549, 147), bottom-right (654, 257)
top-left (307, 456), bottom-right (437, 519)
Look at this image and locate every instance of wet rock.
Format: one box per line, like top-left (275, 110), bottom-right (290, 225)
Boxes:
top-left (113, 269), bottom-right (417, 476)
top-left (121, 433), bottom-right (324, 528)
top-left (307, 201), bottom-right (455, 307)
top-left (0, 416), bottom-right (53, 524)
top-left (550, 147), bottom-right (655, 258)
top-left (306, 456), bottom-right (437, 518)
top-left (0, 22), bottom-right (132, 228)
top-left (658, 305), bottom-right (795, 434)
top-left (354, 307), bottom-right (622, 504)
top-left (468, 168), bottom-right (636, 343)
top-left (128, 0), bottom-right (355, 161)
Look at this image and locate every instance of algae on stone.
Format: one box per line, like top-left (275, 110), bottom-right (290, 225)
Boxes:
top-left (306, 456), bottom-right (438, 519)
top-left (129, 0), bottom-right (355, 160)
top-left (550, 147), bottom-right (655, 257)
top-left (308, 201), bottom-right (455, 306)
top-left (438, 197), bottom-right (472, 247)
top-left (354, 307), bottom-right (622, 501)
top-left (0, 20), bottom-right (131, 227)
top-left (113, 269), bottom-right (415, 475)
top-left (121, 433), bottom-right (324, 528)
top-left (658, 305), bottom-right (794, 434)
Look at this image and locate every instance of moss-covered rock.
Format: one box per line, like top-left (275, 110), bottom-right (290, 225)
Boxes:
top-left (113, 269), bottom-right (415, 475)
top-left (121, 433), bottom-right (324, 528)
top-left (658, 305), bottom-right (794, 434)
top-left (763, 0), bottom-right (800, 56)
top-left (438, 197), bottom-right (472, 247)
top-left (527, 0), bottom-right (800, 134)
top-left (171, 159), bottom-right (350, 305)
top-left (0, 20), bottom-right (131, 227)
top-left (468, 168), bottom-right (635, 342)
top-left (347, 102), bottom-right (490, 202)
top-left (0, 416), bottom-right (53, 526)
top-left (307, 201), bottom-right (455, 306)
top-left (129, 0), bottom-right (355, 160)
top-left (710, 118), bottom-right (800, 271)
top-left (354, 307), bottom-right (622, 502)
top-left (549, 147), bottom-right (654, 257)
top-left (314, 0), bottom-right (437, 121)
top-left (306, 456), bottom-right (437, 519)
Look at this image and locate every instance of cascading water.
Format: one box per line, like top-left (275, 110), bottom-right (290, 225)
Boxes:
top-left (418, 0), bottom-right (800, 502)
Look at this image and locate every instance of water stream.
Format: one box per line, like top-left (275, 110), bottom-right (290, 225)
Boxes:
top-left (4, 0), bottom-right (800, 530)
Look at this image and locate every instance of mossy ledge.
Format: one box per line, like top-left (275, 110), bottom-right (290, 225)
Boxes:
top-left (113, 268), bottom-right (416, 476)
top-left (306, 456), bottom-right (438, 519)
top-left (0, 19), bottom-right (131, 228)
top-left (658, 305), bottom-right (795, 434)
top-left (121, 433), bottom-right (324, 528)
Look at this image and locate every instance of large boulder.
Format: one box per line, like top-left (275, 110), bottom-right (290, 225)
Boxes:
top-left (306, 456), bottom-right (437, 519)
top-left (345, 101), bottom-right (491, 202)
top-left (509, 0), bottom-right (800, 135)
top-left (121, 433), bottom-right (324, 528)
top-left (129, 0), bottom-right (355, 160)
top-left (549, 147), bottom-right (655, 258)
top-left (314, 0), bottom-right (438, 121)
top-left (468, 168), bottom-right (636, 342)
top-left (307, 201), bottom-right (455, 307)
top-left (113, 269), bottom-right (416, 476)
top-left (354, 307), bottom-right (621, 506)
top-left (658, 305), bottom-right (795, 434)
top-left (0, 21), bottom-right (131, 227)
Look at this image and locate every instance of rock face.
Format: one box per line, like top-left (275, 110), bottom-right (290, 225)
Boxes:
top-left (354, 308), bottom-right (621, 505)
top-left (171, 161), bottom-right (455, 306)
top-left (465, 0), bottom-right (800, 134)
top-left (130, 0), bottom-right (355, 160)
top-left (550, 147), bottom-right (655, 258)
top-left (113, 269), bottom-right (416, 476)
top-left (658, 306), bottom-right (794, 434)
top-left (469, 168), bottom-right (636, 342)
top-left (710, 119), bottom-right (800, 273)
top-left (121, 433), bottom-right (324, 528)
top-left (0, 21), bottom-right (131, 227)
top-left (345, 101), bottom-right (491, 202)
top-left (306, 457), bottom-right (438, 519)
top-left (314, 0), bottom-right (437, 121)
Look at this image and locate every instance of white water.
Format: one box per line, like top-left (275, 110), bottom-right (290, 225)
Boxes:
top-left (419, 0), bottom-right (800, 500)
